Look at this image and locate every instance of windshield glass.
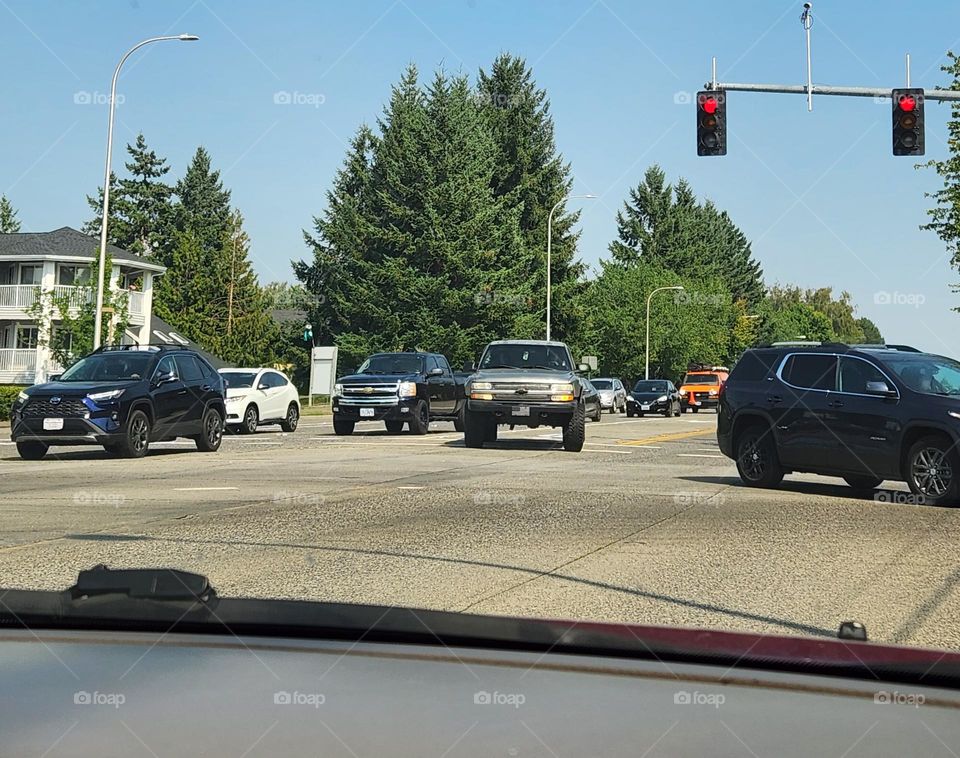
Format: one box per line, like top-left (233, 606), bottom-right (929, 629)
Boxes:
top-left (884, 355), bottom-right (960, 395)
top-left (634, 381), bottom-right (668, 392)
top-left (358, 354), bottom-right (424, 374)
top-left (591, 379), bottom-right (613, 389)
top-left (220, 371), bottom-right (258, 389)
top-left (480, 344), bottom-right (571, 370)
top-left (682, 373), bottom-right (720, 385)
top-left (58, 352), bottom-right (153, 381)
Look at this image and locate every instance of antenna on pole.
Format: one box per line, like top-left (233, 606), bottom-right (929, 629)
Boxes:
top-left (905, 52), bottom-right (911, 87)
top-left (801, 3), bottom-right (813, 111)
top-left (711, 56), bottom-right (717, 90)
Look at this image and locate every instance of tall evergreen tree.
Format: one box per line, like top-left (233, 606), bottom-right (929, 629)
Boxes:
top-left (81, 171), bottom-right (122, 242)
top-left (113, 133), bottom-right (175, 260)
top-left (476, 54), bottom-right (585, 339)
top-left (174, 146), bottom-right (232, 258)
top-left (0, 195), bottom-right (21, 233)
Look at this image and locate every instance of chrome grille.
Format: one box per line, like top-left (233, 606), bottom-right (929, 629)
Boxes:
top-left (490, 383), bottom-right (551, 392)
top-left (339, 382), bottom-right (399, 406)
top-left (23, 397), bottom-right (88, 418)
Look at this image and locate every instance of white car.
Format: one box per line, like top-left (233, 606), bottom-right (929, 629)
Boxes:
top-left (219, 368), bottom-right (301, 434)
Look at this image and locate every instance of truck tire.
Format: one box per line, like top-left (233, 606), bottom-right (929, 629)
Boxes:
top-left (562, 402), bottom-right (586, 452)
top-left (464, 407), bottom-right (485, 448)
top-left (484, 420), bottom-right (498, 443)
top-left (408, 400), bottom-right (429, 435)
top-left (453, 405), bottom-right (465, 432)
top-left (333, 418), bottom-right (355, 436)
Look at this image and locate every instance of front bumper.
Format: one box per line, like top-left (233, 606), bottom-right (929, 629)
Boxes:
top-left (466, 398), bottom-right (576, 426)
top-left (627, 398), bottom-right (669, 412)
top-left (598, 395), bottom-right (618, 409)
top-left (681, 394), bottom-right (719, 409)
top-left (11, 413), bottom-right (125, 445)
top-left (332, 397), bottom-right (417, 422)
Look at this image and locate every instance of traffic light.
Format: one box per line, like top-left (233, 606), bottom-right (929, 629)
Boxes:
top-left (697, 90), bottom-right (726, 156)
top-left (303, 323), bottom-right (313, 342)
top-left (892, 88), bottom-right (924, 156)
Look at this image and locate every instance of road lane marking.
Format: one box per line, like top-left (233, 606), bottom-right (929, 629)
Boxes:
top-left (677, 454), bottom-right (726, 458)
top-left (618, 429), bottom-right (714, 446)
top-left (173, 486), bottom-right (240, 491)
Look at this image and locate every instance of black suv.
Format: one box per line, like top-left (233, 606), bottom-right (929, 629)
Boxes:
top-left (718, 343), bottom-right (960, 505)
top-left (9, 345), bottom-right (226, 460)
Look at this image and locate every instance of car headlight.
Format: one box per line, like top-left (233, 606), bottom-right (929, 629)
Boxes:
top-left (678, 389), bottom-right (687, 395)
top-left (551, 383), bottom-right (574, 393)
top-left (657, 395), bottom-right (667, 402)
top-left (87, 389), bottom-right (125, 403)
top-left (333, 383), bottom-right (343, 396)
top-left (471, 381), bottom-right (493, 391)
top-left (398, 381), bottom-right (417, 398)
top-left (227, 394), bottom-right (247, 404)
top-left (627, 396), bottom-right (636, 403)
top-left (17, 390), bottom-right (29, 402)
top-left (708, 389), bottom-right (718, 396)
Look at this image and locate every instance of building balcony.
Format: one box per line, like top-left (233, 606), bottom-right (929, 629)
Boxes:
top-left (0, 348), bottom-right (37, 385)
top-left (0, 285), bottom-right (145, 325)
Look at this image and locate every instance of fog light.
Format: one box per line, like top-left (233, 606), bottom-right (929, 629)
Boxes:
top-left (551, 393), bottom-right (574, 402)
top-left (471, 393), bottom-right (494, 400)
top-left (400, 407), bottom-right (410, 413)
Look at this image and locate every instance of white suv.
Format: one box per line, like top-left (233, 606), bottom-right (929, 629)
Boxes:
top-left (219, 368), bottom-right (301, 434)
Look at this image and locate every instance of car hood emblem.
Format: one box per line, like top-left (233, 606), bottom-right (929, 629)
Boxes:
top-left (360, 387), bottom-right (375, 394)
top-left (514, 388), bottom-right (528, 395)
top-left (50, 397), bottom-right (61, 405)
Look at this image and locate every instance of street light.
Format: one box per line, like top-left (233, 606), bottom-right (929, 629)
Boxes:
top-left (93, 34), bottom-right (199, 349)
top-left (645, 285), bottom-right (684, 380)
top-left (546, 193), bottom-right (595, 341)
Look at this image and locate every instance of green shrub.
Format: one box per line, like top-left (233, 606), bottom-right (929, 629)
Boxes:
top-left (0, 386), bottom-right (26, 422)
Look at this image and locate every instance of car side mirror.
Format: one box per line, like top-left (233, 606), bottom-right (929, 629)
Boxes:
top-left (428, 367), bottom-right (444, 377)
top-left (258, 382), bottom-right (269, 390)
top-left (155, 370), bottom-right (178, 386)
top-left (864, 380), bottom-right (897, 397)
top-left (462, 361), bottom-right (476, 372)
top-left (48, 373), bottom-right (61, 382)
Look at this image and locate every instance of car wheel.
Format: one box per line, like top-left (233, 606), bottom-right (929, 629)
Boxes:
top-left (333, 418), bottom-right (355, 436)
top-left (626, 408), bottom-right (634, 418)
top-left (562, 402), bottom-right (586, 452)
top-left (16, 440), bottom-right (48, 460)
top-left (464, 408), bottom-right (486, 448)
top-left (453, 405), bottom-right (465, 432)
top-left (195, 407), bottom-right (224, 452)
top-left (905, 435), bottom-right (959, 506)
top-left (674, 403), bottom-right (681, 417)
top-left (735, 425), bottom-right (783, 488)
top-left (592, 406), bottom-right (602, 422)
top-left (408, 400), bottom-right (429, 435)
top-left (385, 420), bottom-right (405, 434)
top-left (117, 409), bottom-right (151, 459)
top-left (240, 404), bottom-right (259, 434)
top-left (843, 475), bottom-right (883, 491)
top-left (280, 403), bottom-right (299, 433)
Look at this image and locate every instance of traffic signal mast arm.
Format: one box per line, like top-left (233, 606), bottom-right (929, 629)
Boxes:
top-left (701, 81), bottom-right (960, 103)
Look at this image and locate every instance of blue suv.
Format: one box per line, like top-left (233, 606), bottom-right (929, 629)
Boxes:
top-left (9, 345), bottom-right (226, 460)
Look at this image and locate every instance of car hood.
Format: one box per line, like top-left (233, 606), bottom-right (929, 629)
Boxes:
top-left (631, 391), bottom-right (668, 401)
top-left (225, 387), bottom-right (257, 399)
top-left (469, 369), bottom-right (578, 384)
top-left (338, 373), bottom-right (419, 384)
top-left (25, 381), bottom-right (135, 397)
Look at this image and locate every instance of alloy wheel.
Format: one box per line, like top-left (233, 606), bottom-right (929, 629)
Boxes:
top-left (911, 447), bottom-right (953, 497)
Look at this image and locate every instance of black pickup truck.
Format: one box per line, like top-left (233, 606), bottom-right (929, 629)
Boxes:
top-left (331, 352), bottom-right (467, 435)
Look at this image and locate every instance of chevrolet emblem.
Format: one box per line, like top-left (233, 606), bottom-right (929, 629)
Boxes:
top-left (360, 387), bottom-right (375, 394)
top-left (514, 388), bottom-right (528, 395)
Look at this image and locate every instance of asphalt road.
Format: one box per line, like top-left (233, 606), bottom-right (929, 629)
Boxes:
top-left (2, 410), bottom-right (959, 650)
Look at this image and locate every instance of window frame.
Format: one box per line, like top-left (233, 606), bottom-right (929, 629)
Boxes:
top-left (835, 355), bottom-right (900, 399)
top-left (776, 352), bottom-right (839, 394)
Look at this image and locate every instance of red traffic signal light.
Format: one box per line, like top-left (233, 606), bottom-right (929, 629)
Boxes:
top-left (892, 88), bottom-right (924, 156)
top-left (697, 91), bottom-right (726, 156)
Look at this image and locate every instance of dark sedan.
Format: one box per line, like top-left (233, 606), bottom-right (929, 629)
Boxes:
top-left (626, 379), bottom-right (681, 417)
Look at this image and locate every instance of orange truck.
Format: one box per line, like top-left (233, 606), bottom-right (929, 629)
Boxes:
top-left (678, 364), bottom-right (729, 413)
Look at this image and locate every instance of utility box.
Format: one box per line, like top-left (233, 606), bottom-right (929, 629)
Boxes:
top-left (309, 346), bottom-right (338, 397)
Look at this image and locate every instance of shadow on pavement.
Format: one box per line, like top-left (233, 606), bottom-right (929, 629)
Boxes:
top-left (679, 475), bottom-right (918, 504)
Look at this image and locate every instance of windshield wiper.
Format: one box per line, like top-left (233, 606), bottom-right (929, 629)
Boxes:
top-left (483, 364), bottom-right (519, 369)
top-left (530, 364), bottom-right (570, 371)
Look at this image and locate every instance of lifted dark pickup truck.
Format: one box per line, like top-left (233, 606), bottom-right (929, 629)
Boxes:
top-left (463, 340), bottom-right (588, 452)
top-left (331, 352), bottom-right (466, 435)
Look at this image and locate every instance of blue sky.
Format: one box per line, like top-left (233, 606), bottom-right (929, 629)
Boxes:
top-left (3, 0), bottom-right (960, 354)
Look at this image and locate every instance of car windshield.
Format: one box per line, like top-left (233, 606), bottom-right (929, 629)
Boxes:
top-left (634, 381), bottom-right (668, 392)
top-left (220, 371), bottom-right (258, 389)
top-left (591, 379), bottom-right (613, 389)
top-left (480, 344), bottom-right (571, 371)
top-left (58, 352), bottom-right (153, 381)
top-left (883, 355), bottom-right (960, 395)
top-left (358, 354), bottom-right (424, 374)
top-left (682, 373), bottom-right (720, 385)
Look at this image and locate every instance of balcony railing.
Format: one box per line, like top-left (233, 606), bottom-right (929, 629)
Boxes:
top-left (0, 348), bottom-right (37, 373)
top-left (0, 284), bottom-right (144, 315)
top-left (0, 284), bottom-right (40, 309)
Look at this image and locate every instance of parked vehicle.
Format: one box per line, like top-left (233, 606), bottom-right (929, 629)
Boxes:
top-left (582, 379), bottom-right (603, 422)
top-left (331, 352), bottom-right (466, 435)
top-left (463, 340), bottom-right (589, 452)
top-left (718, 342), bottom-right (960, 505)
top-left (9, 345), bottom-right (225, 459)
top-left (678, 364), bottom-right (729, 412)
top-left (219, 368), bottom-right (300, 434)
top-left (626, 379), bottom-right (682, 417)
top-left (590, 377), bottom-right (627, 414)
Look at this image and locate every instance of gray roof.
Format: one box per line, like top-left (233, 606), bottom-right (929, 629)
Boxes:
top-left (0, 227), bottom-right (164, 270)
top-left (148, 314), bottom-right (231, 369)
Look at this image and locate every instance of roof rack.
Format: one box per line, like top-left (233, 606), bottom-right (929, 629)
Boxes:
top-left (769, 341), bottom-right (823, 347)
top-left (760, 341), bottom-right (923, 353)
top-left (848, 343), bottom-right (921, 353)
top-left (92, 343), bottom-right (189, 354)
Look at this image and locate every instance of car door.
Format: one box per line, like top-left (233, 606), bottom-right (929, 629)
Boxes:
top-left (260, 372), bottom-right (289, 419)
top-left (434, 356), bottom-right (456, 413)
top-left (830, 355), bottom-right (903, 478)
top-left (773, 353), bottom-right (838, 471)
top-left (424, 356), bottom-right (452, 413)
top-left (150, 355), bottom-right (191, 437)
top-left (174, 355), bottom-right (207, 434)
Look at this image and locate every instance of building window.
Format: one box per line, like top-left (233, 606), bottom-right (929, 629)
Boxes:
top-left (0, 263), bottom-right (15, 285)
top-left (16, 326), bottom-right (38, 350)
top-left (19, 265), bottom-right (42, 286)
top-left (58, 265), bottom-right (91, 286)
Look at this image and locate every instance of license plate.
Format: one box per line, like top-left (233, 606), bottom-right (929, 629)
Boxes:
top-left (641, 404), bottom-right (651, 411)
top-left (360, 408), bottom-right (375, 418)
top-left (512, 405), bottom-right (530, 417)
top-left (43, 417), bottom-right (64, 431)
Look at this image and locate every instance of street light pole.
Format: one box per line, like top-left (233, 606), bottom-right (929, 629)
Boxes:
top-left (546, 193), bottom-right (595, 341)
top-left (645, 285), bottom-right (684, 380)
top-left (92, 34), bottom-right (199, 349)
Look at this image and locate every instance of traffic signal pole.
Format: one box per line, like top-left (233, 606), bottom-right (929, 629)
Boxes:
top-left (702, 80), bottom-right (960, 104)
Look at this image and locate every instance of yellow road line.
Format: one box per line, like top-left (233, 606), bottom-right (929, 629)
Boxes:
top-left (617, 429), bottom-right (715, 446)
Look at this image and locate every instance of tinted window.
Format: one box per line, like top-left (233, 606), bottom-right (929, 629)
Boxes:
top-left (196, 358), bottom-right (215, 378)
top-left (633, 381), bottom-right (668, 392)
top-left (436, 355), bottom-right (451, 373)
top-left (730, 350), bottom-right (779, 382)
top-left (221, 371), bottom-right (257, 388)
top-left (176, 355), bottom-right (204, 382)
top-left (426, 355), bottom-right (440, 372)
top-left (884, 354), bottom-right (960, 396)
top-left (358, 354), bottom-right (424, 374)
top-left (591, 379), bottom-right (612, 389)
top-left (264, 372), bottom-right (287, 388)
top-left (154, 355), bottom-right (177, 380)
top-left (782, 354), bottom-right (837, 391)
top-left (682, 373), bottom-right (720, 385)
top-left (479, 344), bottom-right (571, 371)
top-left (60, 351), bottom-right (154, 381)
top-left (838, 357), bottom-right (889, 394)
